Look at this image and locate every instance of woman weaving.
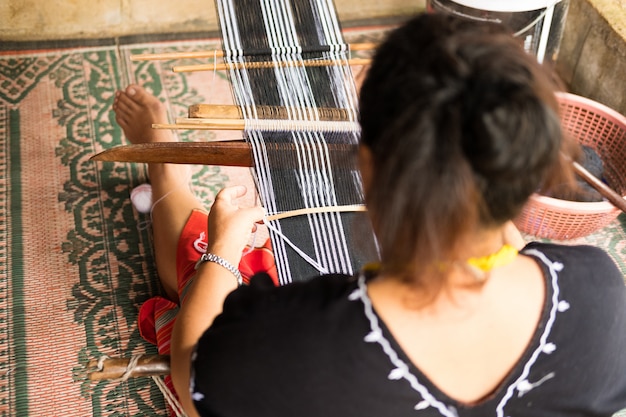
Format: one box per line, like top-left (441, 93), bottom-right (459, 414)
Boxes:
top-left (113, 13), bottom-right (626, 417)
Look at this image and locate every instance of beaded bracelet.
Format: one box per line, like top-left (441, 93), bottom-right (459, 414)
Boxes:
top-left (195, 253), bottom-right (243, 286)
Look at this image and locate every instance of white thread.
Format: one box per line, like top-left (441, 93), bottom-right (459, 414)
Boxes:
top-left (218, 0), bottom-right (360, 283)
top-left (133, 166), bottom-right (192, 231)
top-left (263, 218), bottom-right (329, 274)
top-left (131, 183), bottom-right (153, 213)
top-left (131, 183), bottom-right (154, 230)
top-left (121, 355), bottom-right (142, 382)
top-left (242, 226), bottom-right (259, 256)
top-left (94, 354), bottom-right (141, 383)
top-left (542, 343), bottom-right (557, 354)
top-left (151, 375), bottom-right (188, 417)
top-left (149, 167), bottom-right (193, 221)
top-left (244, 118), bottom-right (359, 133)
top-left (511, 4), bottom-right (560, 39)
top-left (116, 354), bottom-right (142, 383)
top-left (95, 355), bottom-right (109, 373)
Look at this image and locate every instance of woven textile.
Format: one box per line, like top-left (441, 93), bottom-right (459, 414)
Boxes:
top-left (216, 0), bottom-right (379, 283)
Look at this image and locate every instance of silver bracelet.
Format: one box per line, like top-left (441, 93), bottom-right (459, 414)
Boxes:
top-left (195, 253), bottom-right (243, 286)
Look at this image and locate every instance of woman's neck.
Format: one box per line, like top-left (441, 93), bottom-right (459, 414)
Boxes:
top-left (370, 222), bottom-right (526, 309)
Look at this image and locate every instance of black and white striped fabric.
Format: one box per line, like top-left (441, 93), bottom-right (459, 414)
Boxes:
top-left (215, 0), bottom-right (379, 284)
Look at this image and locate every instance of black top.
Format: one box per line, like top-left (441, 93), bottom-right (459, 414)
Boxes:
top-left (190, 243), bottom-right (626, 417)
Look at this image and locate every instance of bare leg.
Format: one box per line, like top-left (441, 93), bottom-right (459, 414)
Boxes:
top-left (113, 84), bottom-right (204, 302)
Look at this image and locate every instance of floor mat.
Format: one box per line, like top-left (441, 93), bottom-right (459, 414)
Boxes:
top-left (0, 26), bottom-right (388, 416)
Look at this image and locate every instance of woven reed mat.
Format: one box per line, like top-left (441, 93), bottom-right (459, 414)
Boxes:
top-left (0, 27), bottom-right (383, 416)
top-left (0, 26), bottom-right (624, 416)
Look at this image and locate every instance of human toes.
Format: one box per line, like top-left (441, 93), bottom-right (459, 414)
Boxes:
top-left (125, 84), bottom-right (162, 111)
top-left (114, 107), bottom-right (131, 131)
top-left (112, 94), bottom-right (137, 126)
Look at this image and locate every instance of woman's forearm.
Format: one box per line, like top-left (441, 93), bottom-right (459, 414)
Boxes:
top-left (170, 257), bottom-right (240, 417)
top-left (170, 186), bottom-right (264, 416)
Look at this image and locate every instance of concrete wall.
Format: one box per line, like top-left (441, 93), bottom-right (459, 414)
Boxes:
top-left (557, 0), bottom-right (626, 115)
top-left (0, 0), bottom-right (421, 41)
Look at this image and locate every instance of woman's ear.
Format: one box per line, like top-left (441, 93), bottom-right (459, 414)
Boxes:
top-left (358, 145), bottom-right (374, 196)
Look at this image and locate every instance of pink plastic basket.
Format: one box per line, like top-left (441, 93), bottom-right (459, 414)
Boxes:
top-left (514, 92), bottom-right (626, 240)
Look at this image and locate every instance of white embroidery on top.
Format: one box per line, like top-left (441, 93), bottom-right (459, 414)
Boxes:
top-left (351, 247), bottom-right (565, 416)
top-left (516, 372), bottom-right (555, 397)
top-left (388, 367), bottom-right (407, 380)
top-left (364, 330), bottom-right (382, 343)
top-left (542, 343), bottom-right (557, 354)
top-left (496, 248), bottom-right (563, 417)
top-left (351, 275), bottom-right (458, 417)
top-left (348, 288), bottom-right (362, 301)
top-left (415, 400), bottom-right (429, 410)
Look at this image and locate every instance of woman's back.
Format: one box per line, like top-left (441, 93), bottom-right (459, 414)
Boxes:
top-left (191, 243), bottom-right (626, 416)
top-left (367, 251), bottom-right (545, 404)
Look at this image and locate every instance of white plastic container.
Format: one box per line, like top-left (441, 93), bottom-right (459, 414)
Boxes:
top-left (426, 0), bottom-right (570, 64)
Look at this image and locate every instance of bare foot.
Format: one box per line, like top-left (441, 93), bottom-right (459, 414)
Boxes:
top-left (113, 84), bottom-right (173, 144)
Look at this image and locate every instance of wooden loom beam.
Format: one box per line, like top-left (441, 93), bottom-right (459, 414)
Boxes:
top-left (90, 141), bottom-right (360, 168)
top-left (91, 141), bottom-right (254, 166)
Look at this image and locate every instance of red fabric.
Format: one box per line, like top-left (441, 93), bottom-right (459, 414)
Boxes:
top-left (137, 209), bottom-right (276, 415)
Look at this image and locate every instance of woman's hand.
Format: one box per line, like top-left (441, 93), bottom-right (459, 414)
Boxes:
top-left (206, 185), bottom-right (265, 263)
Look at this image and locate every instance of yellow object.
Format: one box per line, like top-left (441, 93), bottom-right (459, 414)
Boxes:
top-left (466, 244), bottom-right (518, 272)
top-left (361, 244), bottom-right (519, 282)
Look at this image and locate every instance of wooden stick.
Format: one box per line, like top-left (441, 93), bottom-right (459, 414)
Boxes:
top-left (152, 123), bottom-right (242, 131)
top-left (173, 57), bottom-right (371, 73)
top-left (130, 43), bottom-right (377, 61)
top-left (88, 355), bottom-right (170, 380)
top-left (572, 161), bottom-right (626, 213)
top-left (164, 119), bottom-right (246, 130)
top-left (266, 204), bottom-right (366, 221)
top-left (90, 141), bottom-right (254, 166)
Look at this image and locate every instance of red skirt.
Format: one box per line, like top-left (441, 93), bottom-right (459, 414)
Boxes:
top-left (137, 209), bottom-right (277, 411)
